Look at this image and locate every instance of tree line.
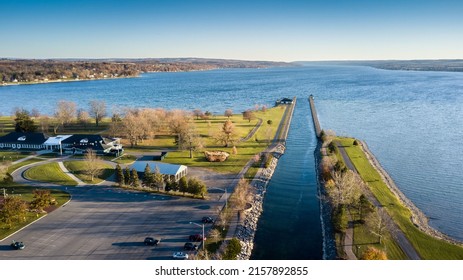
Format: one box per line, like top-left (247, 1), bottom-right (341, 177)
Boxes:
top-left (115, 164), bottom-right (208, 198)
top-left (0, 58), bottom-right (294, 84)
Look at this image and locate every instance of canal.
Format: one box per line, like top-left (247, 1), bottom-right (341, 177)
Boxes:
top-left (251, 98), bottom-right (325, 260)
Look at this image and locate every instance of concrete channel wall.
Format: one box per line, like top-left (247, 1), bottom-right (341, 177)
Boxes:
top-left (309, 95), bottom-right (322, 138)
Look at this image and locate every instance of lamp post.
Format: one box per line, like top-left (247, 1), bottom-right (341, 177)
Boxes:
top-left (189, 221), bottom-right (205, 251)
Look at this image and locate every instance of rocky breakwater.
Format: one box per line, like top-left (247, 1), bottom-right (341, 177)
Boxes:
top-left (236, 144), bottom-right (285, 260)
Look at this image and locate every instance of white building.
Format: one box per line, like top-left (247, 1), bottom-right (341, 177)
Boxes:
top-left (130, 161), bottom-right (188, 182)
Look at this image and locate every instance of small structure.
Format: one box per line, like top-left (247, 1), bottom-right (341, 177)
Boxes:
top-left (60, 134), bottom-right (123, 155)
top-left (0, 132), bottom-right (48, 150)
top-left (43, 135), bottom-right (72, 152)
top-left (130, 161), bottom-right (188, 182)
top-left (275, 97), bottom-right (293, 105)
top-left (204, 151), bottom-right (230, 162)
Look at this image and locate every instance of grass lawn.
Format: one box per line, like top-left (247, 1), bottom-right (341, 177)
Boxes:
top-left (24, 162), bottom-right (77, 186)
top-left (336, 137), bottom-right (463, 259)
top-left (112, 154), bottom-right (138, 164)
top-left (0, 184), bottom-right (70, 240)
top-left (162, 106), bottom-right (287, 174)
top-left (0, 151), bottom-right (34, 161)
top-left (7, 158), bottom-right (44, 173)
top-left (63, 160), bottom-right (114, 184)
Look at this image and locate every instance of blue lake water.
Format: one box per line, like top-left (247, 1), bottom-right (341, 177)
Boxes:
top-left (1, 65), bottom-right (462, 251)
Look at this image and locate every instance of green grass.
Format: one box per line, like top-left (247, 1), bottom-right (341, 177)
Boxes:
top-left (112, 154), bottom-right (138, 164)
top-left (63, 160), bottom-right (114, 184)
top-left (0, 184), bottom-right (70, 240)
top-left (7, 158), bottom-right (44, 173)
top-left (336, 137), bottom-right (463, 259)
top-left (162, 107), bottom-right (287, 174)
top-left (0, 151), bottom-right (33, 161)
top-left (24, 162), bottom-right (77, 186)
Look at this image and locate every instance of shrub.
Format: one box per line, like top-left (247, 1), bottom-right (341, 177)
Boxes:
top-left (223, 238), bottom-right (242, 260)
top-left (361, 247), bottom-right (388, 260)
top-left (353, 140), bottom-right (359, 146)
top-left (333, 205), bottom-right (348, 233)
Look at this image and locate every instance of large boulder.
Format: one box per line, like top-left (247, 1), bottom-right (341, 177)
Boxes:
top-left (204, 151), bottom-right (230, 162)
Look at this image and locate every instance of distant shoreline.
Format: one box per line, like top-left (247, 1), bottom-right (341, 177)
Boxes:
top-left (0, 75), bottom-right (138, 87)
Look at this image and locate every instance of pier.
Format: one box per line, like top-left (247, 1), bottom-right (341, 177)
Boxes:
top-left (308, 95), bottom-right (322, 138)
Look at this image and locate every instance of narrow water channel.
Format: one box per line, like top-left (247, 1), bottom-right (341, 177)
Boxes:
top-left (251, 99), bottom-right (324, 260)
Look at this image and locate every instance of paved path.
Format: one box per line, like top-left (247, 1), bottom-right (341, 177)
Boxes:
top-left (335, 142), bottom-right (421, 260)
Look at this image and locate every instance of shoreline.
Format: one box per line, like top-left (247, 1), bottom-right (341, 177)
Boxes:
top-left (359, 140), bottom-right (463, 246)
top-left (0, 75), bottom-right (139, 87)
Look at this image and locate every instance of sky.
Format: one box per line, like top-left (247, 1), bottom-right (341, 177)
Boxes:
top-left (1, 0), bottom-right (463, 61)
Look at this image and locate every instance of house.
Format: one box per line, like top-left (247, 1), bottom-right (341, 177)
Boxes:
top-left (60, 134), bottom-right (123, 155)
top-left (130, 161), bottom-right (188, 182)
top-left (0, 132), bottom-right (48, 150)
top-left (275, 97), bottom-right (293, 105)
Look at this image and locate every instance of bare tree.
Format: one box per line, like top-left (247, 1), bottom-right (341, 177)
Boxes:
top-left (89, 100), bottom-right (107, 127)
top-left (54, 100), bottom-right (76, 132)
top-left (77, 109), bottom-right (90, 126)
top-left (214, 120), bottom-right (238, 147)
top-left (224, 109), bottom-right (233, 118)
top-left (231, 178), bottom-right (252, 212)
top-left (31, 108), bottom-right (40, 118)
top-left (38, 115), bottom-right (50, 133)
top-left (83, 149), bottom-right (103, 182)
top-left (193, 109), bottom-right (203, 120)
top-left (121, 109), bottom-right (145, 147)
top-left (366, 208), bottom-right (390, 244)
top-left (242, 110), bottom-right (256, 123)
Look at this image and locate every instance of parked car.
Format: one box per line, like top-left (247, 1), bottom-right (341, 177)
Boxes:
top-left (189, 234), bottom-right (204, 242)
top-left (173, 251), bottom-right (189, 260)
top-left (10, 240), bottom-right (25, 250)
top-left (184, 242), bottom-right (198, 251)
top-left (201, 216), bottom-right (214, 223)
top-left (144, 237), bottom-right (160, 246)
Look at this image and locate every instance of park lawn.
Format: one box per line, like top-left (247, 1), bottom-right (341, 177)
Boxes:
top-left (7, 158), bottom-right (44, 173)
top-left (24, 162), bottom-right (77, 186)
top-left (126, 106), bottom-right (286, 174)
top-left (0, 151), bottom-right (34, 162)
top-left (112, 154), bottom-right (138, 164)
top-left (337, 137), bottom-right (463, 259)
top-left (63, 160), bottom-right (114, 184)
top-left (0, 116), bottom-right (15, 135)
top-left (0, 184), bottom-right (70, 240)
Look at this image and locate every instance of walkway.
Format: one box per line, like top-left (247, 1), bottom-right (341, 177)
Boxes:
top-left (335, 141), bottom-right (421, 260)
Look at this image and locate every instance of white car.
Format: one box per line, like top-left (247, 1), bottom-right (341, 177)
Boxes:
top-left (173, 252), bottom-right (189, 260)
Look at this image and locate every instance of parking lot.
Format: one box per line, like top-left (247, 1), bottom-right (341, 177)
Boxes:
top-left (0, 185), bottom-right (224, 260)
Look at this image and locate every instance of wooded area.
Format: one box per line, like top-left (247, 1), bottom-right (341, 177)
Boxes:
top-left (0, 58), bottom-right (294, 84)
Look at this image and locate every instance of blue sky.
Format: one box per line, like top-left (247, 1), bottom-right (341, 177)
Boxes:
top-left (1, 0), bottom-right (463, 61)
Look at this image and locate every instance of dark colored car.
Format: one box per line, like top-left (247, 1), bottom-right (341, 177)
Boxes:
top-left (201, 216), bottom-right (214, 223)
top-left (189, 234), bottom-right (204, 242)
top-left (183, 242), bottom-right (198, 251)
top-left (144, 237), bottom-right (160, 246)
top-left (10, 240), bottom-right (25, 250)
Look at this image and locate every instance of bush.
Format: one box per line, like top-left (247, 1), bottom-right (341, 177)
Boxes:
top-left (333, 205), bottom-right (348, 233)
top-left (223, 238), bottom-right (242, 260)
top-left (353, 140), bottom-right (359, 146)
top-left (328, 141), bottom-right (336, 153)
top-left (361, 247), bottom-right (388, 260)
top-left (267, 120), bottom-right (273, 125)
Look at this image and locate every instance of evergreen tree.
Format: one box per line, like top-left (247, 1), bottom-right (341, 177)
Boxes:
top-left (14, 109), bottom-right (37, 132)
top-left (131, 168), bottom-right (140, 187)
top-left (115, 164), bottom-right (124, 186)
top-left (153, 166), bottom-right (164, 191)
top-left (124, 166), bottom-right (131, 186)
top-left (178, 176), bottom-right (188, 195)
top-left (143, 163), bottom-right (153, 188)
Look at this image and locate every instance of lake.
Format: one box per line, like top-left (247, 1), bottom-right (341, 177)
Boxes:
top-left (1, 65), bottom-right (462, 254)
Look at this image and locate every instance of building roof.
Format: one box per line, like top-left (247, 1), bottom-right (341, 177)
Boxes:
top-left (0, 132), bottom-right (48, 144)
top-left (43, 135), bottom-right (72, 146)
top-left (130, 161), bottom-right (187, 176)
top-left (61, 134), bottom-right (113, 145)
